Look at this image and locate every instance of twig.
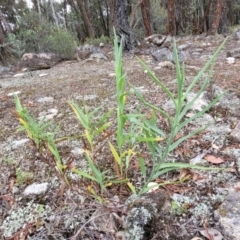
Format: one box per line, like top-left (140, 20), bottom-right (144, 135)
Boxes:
top-left (70, 212), bottom-right (110, 240)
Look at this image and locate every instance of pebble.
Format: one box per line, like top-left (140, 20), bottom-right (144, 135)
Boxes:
top-left (23, 182), bottom-right (49, 196)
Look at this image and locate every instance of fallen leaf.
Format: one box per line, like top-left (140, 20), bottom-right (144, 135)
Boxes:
top-left (179, 168), bottom-right (191, 180)
top-left (0, 195), bottom-right (14, 205)
top-left (200, 228), bottom-right (223, 240)
top-left (204, 155), bottom-right (224, 164)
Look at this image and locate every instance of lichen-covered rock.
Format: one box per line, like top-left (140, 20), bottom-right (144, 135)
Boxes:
top-left (1, 201), bottom-right (51, 237)
top-left (151, 47), bottom-right (189, 63)
top-left (23, 182), bottom-right (49, 196)
top-left (19, 53), bottom-right (61, 71)
top-left (218, 188), bottom-right (240, 240)
top-left (74, 44), bottom-right (108, 61)
top-left (124, 191), bottom-right (174, 240)
top-left (145, 34), bottom-right (172, 48)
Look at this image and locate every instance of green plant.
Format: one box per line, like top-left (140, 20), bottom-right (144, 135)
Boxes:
top-left (68, 103), bottom-right (114, 193)
top-left (16, 12), bottom-right (77, 58)
top-left (85, 35), bottom-right (110, 46)
top-left (14, 33), bottom-right (228, 199)
top-left (108, 32), bottom-right (163, 194)
top-left (132, 37), bottom-right (228, 194)
top-left (43, 27), bottom-right (77, 59)
top-left (16, 168), bottom-right (33, 185)
top-left (14, 95), bottom-right (69, 185)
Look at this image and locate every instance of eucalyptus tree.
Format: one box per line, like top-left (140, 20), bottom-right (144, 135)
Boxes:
top-left (110, 0), bottom-right (138, 50)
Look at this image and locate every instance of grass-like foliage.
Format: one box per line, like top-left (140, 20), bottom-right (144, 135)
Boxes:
top-left (14, 96), bottom-right (69, 185)
top-left (14, 33), bottom-right (227, 198)
top-left (134, 37), bottom-right (228, 194)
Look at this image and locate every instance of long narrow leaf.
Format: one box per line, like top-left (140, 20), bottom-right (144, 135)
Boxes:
top-left (169, 125), bottom-right (208, 152)
top-left (185, 37), bottom-right (227, 96)
top-left (137, 57), bottom-right (176, 106)
top-left (109, 141), bottom-right (121, 165)
top-left (176, 93), bottom-right (224, 133)
top-left (68, 101), bottom-right (89, 129)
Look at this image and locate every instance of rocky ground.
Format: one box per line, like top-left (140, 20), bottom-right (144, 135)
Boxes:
top-left (0, 34), bottom-right (240, 240)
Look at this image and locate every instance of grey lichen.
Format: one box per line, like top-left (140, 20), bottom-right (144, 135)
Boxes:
top-left (1, 201), bottom-right (51, 237)
top-left (124, 206), bottom-right (156, 240)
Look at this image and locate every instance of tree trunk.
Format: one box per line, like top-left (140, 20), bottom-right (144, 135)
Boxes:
top-left (63, 0), bottom-right (68, 29)
top-left (50, 0), bottom-right (59, 28)
top-left (110, 0), bottom-right (138, 50)
top-left (97, 0), bottom-right (108, 36)
top-left (76, 0), bottom-right (95, 38)
top-left (37, 0), bottom-right (42, 22)
top-left (208, 0), bottom-right (223, 34)
top-left (218, 0), bottom-right (229, 33)
top-left (167, 0), bottom-right (175, 35)
top-left (0, 9), bottom-right (12, 34)
top-left (140, 0), bottom-right (153, 36)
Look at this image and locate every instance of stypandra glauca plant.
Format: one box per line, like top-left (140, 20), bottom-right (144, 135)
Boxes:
top-left (68, 102), bottom-right (115, 196)
top-left (69, 31), bottom-right (162, 196)
top-left (108, 31), bottom-right (163, 193)
top-left (13, 33), bottom-right (228, 199)
top-left (14, 95), bottom-right (70, 185)
top-left (132, 37), bottom-right (228, 194)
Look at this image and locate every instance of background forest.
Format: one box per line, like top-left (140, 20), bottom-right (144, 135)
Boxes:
top-left (0, 0), bottom-right (240, 64)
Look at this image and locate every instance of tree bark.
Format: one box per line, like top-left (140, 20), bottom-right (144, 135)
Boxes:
top-left (97, 0), bottom-right (108, 36)
top-left (76, 0), bottom-right (95, 38)
top-left (0, 9), bottom-right (12, 34)
top-left (208, 0), bottom-right (223, 35)
top-left (110, 0), bottom-right (138, 50)
top-left (140, 0), bottom-right (153, 36)
top-left (167, 0), bottom-right (175, 35)
top-left (49, 0), bottom-right (59, 28)
top-left (37, 0), bottom-right (42, 22)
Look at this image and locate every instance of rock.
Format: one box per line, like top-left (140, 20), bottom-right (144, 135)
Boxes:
top-left (233, 29), bottom-right (240, 40)
top-left (36, 96), bottom-right (54, 103)
top-left (0, 65), bottom-right (10, 74)
top-left (152, 48), bottom-right (173, 62)
top-left (162, 99), bottom-right (175, 116)
top-left (203, 123), bottom-right (232, 146)
top-left (226, 48), bottom-right (240, 58)
top-left (71, 148), bottom-right (84, 156)
top-left (226, 57), bottom-right (235, 64)
top-left (75, 94), bottom-right (98, 101)
top-left (218, 188), bottom-right (240, 240)
top-left (13, 73), bottom-right (25, 78)
top-left (158, 61), bottom-right (174, 69)
top-left (192, 114), bottom-right (215, 128)
top-left (74, 44), bottom-right (107, 61)
top-left (87, 52), bottom-right (108, 62)
top-left (19, 53), bottom-right (61, 71)
top-left (145, 34), bottom-right (172, 48)
top-left (23, 182), bottom-right (49, 196)
top-left (11, 139), bottom-right (29, 149)
top-left (152, 47), bottom-right (188, 63)
top-left (7, 91), bottom-right (21, 97)
top-left (38, 108), bottom-right (58, 120)
top-left (39, 73), bottom-right (48, 77)
top-left (91, 208), bottom-right (116, 233)
top-left (230, 121), bottom-right (240, 141)
top-left (223, 148), bottom-right (240, 173)
top-left (187, 92), bottom-right (210, 112)
top-left (178, 43), bottom-right (191, 51)
top-left (212, 85), bottom-right (240, 116)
